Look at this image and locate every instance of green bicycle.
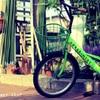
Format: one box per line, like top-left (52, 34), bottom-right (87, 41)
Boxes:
top-left (33, 0), bottom-right (100, 98)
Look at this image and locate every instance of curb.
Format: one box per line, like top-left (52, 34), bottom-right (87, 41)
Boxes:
top-left (0, 74), bottom-right (33, 87)
top-left (0, 74), bottom-right (100, 94)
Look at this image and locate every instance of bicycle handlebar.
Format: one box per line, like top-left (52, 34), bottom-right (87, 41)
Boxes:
top-left (58, 0), bottom-right (87, 32)
top-left (59, 0), bottom-right (87, 13)
top-left (77, 8), bottom-right (87, 13)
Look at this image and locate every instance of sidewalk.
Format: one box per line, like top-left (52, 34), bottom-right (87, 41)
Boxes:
top-left (0, 84), bottom-right (100, 100)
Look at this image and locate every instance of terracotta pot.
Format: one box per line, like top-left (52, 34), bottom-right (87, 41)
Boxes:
top-left (0, 18), bottom-right (4, 33)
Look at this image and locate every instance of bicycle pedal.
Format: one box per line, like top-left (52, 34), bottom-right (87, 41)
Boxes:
top-left (83, 91), bottom-right (94, 97)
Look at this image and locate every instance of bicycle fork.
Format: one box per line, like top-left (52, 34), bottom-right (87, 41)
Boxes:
top-left (57, 49), bottom-right (69, 78)
top-left (56, 34), bottom-right (70, 78)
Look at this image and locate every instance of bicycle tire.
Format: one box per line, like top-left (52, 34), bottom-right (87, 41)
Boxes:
top-left (33, 51), bottom-right (79, 98)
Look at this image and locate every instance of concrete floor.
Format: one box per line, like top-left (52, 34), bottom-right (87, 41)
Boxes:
top-left (0, 84), bottom-right (100, 100)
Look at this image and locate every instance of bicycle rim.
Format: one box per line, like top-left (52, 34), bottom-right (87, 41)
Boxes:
top-left (34, 53), bottom-right (77, 97)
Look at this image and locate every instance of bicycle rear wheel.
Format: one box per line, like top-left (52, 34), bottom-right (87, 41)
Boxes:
top-left (33, 51), bottom-right (79, 98)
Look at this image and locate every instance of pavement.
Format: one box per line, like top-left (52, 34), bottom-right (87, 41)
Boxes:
top-left (0, 84), bottom-right (100, 100)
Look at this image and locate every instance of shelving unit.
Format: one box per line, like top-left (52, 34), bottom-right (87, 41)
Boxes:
top-left (15, 0), bottom-right (34, 70)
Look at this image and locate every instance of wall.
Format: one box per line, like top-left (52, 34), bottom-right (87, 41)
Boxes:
top-left (71, 15), bottom-right (86, 56)
top-left (0, 0), bottom-right (6, 12)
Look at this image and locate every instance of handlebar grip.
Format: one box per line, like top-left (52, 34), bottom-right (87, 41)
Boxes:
top-left (77, 8), bottom-right (87, 13)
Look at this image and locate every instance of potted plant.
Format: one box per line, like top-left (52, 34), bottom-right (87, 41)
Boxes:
top-left (82, 0), bottom-right (100, 56)
top-left (0, 11), bottom-right (4, 33)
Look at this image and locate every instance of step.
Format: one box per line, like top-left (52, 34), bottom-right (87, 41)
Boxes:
top-left (72, 79), bottom-right (100, 94)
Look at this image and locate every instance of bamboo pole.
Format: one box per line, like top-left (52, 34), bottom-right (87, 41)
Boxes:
top-left (32, 26), bottom-right (42, 61)
top-left (31, 0), bottom-right (42, 70)
top-left (32, 0), bottom-right (42, 63)
top-left (37, 0), bottom-right (46, 57)
top-left (38, 0), bottom-right (46, 34)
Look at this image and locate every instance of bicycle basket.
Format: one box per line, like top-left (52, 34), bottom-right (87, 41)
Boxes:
top-left (35, 23), bottom-right (68, 54)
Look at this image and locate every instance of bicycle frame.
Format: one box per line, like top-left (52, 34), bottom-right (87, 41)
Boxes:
top-left (57, 1), bottom-right (100, 77)
top-left (68, 35), bottom-right (100, 73)
top-left (57, 31), bottom-right (100, 77)
top-left (57, 33), bottom-right (100, 78)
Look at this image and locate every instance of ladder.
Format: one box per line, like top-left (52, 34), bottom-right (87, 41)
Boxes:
top-left (15, 0), bottom-right (34, 70)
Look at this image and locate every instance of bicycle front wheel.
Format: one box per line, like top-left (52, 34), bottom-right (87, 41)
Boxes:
top-left (33, 51), bottom-right (79, 98)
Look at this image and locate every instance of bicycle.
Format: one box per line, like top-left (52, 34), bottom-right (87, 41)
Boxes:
top-left (33, 0), bottom-right (100, 98)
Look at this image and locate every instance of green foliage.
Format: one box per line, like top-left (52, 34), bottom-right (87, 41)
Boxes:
top-left (46, 0), bottom-right (60, 9)
top-left (70, 0), bottom-right (100, 32)
top-left (38, 0), bottom-right (100, 55)
top-left (70, 0), bottom-right (100, 55)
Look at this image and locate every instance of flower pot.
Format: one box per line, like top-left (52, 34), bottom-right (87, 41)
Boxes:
top-left (0, 18), bottom-right (4, 33)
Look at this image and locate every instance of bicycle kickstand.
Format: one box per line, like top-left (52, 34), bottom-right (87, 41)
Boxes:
top-left (93, 72), bottom-right (97, 94)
